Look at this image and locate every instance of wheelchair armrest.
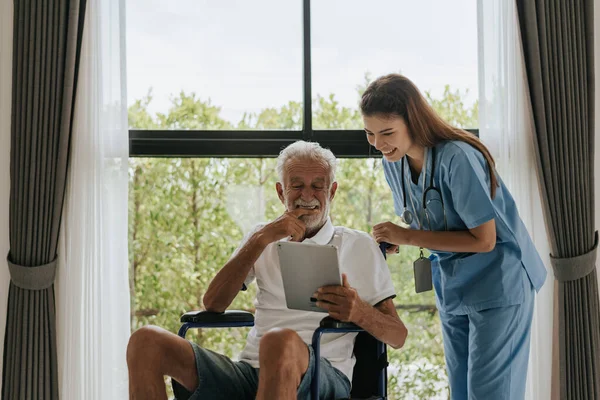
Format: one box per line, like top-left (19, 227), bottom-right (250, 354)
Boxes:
top-left (319, 316), bottom-right (362, 330)
top-left (180, 310), bottom-right (255, 324)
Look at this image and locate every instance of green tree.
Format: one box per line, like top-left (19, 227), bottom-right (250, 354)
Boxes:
top-left (239, 101), bottom-right (302, 130)
top-left (426, 85), bottom-right (478, 129)
top-left (129, 83), bottom-right (478, 399)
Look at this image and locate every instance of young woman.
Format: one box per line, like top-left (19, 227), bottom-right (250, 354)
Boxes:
top-left (361, 74), bottom-right (547, 400)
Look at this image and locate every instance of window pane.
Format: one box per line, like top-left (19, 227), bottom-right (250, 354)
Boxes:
top-left (312, 0), bottom-right (479, 130)
top-left (129, 157), bottom-right (448, 398)
top-left (126, 0), bottom-right (303, 130)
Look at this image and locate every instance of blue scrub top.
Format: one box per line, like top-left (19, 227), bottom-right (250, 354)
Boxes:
top-left (383, 140), bottom-right (547, 315)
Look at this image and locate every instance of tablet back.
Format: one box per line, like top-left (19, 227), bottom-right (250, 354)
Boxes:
top-left (276, 241), bottom-right (341, 312)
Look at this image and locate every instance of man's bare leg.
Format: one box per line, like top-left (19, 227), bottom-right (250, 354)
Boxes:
top-left (126, 325), bottom-right (199, 400)
top-left (256, 328), bottom-right (310, 400)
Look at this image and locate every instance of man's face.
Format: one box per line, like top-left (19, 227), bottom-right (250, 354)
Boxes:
top-left (276, 157), bottom-right (338, 235)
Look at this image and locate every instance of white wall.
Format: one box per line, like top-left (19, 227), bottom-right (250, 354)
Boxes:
top-left (0, 0), bottom-right (13, 389)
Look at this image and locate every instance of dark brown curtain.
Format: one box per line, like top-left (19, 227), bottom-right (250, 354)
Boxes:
top-left (2, 0), bottom-right (86, 398)
top-left (516, 0), bottom-right (600, 399)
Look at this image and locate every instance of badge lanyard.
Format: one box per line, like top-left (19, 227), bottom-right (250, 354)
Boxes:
top-left (404, 147), bottom-right (433, 293)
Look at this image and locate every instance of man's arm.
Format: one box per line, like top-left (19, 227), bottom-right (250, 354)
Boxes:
top-left (203, 232), bottom-right (268, 313)
top-left (354, 298), bottom-right (407, 349)
top-left (315, 274), bottom-right (407, 349)
top-left (203, 207), bottom-right (319, 312)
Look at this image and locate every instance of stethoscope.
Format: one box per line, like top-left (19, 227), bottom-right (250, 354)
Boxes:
top-left (400, 146), bottom-right (448, 231)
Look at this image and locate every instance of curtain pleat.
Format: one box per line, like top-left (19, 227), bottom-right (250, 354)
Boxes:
top-left (2, 0), bottom-right (86, 398)
top-left (516, 0), bottom-right (600, 399)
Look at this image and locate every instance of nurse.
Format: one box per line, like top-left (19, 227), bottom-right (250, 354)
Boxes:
top-left (361, 74), bottom-right (547, 400)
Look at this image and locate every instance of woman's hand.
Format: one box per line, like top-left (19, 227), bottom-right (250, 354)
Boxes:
top-left (372, 221), bottom-right (410, 247)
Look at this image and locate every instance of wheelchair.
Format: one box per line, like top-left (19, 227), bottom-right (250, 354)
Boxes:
top-left (173, 243), bottom-right (393, 400)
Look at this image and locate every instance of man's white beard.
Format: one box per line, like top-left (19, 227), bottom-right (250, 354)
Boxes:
top-left (292, 198), bottom-right (330, 233)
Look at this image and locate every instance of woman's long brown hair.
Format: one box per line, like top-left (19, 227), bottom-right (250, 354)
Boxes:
top-left (360, 73), bottom-right (498, 198)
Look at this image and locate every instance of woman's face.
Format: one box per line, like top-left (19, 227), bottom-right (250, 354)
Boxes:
top-left (363, 114), bottom-right (412, 162)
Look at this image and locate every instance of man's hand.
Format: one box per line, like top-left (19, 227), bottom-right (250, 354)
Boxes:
top-left (381, 242), bottom-right (400, 254)
top-left (314, 274), bottom-right (368, 323)
top-left (259, 208), bottom-right (319, 244)
top-left (386, 245), bottom-right (400, 254)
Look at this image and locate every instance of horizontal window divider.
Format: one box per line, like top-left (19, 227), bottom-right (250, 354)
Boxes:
top-left (129, 130), bottom-right (303, 141)
top-left (129, 129), bottom-right (478, 158)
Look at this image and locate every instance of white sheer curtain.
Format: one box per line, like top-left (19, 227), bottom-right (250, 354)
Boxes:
top-left (477, 1), bottom-right (553, 399)
top-left (0, 0), bottom-right (13, 387)
top-left (55, 0), bottom-right (130, 398)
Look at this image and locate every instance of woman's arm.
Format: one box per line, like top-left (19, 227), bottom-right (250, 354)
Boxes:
top-left (373, 219), bottom-right (497, 253)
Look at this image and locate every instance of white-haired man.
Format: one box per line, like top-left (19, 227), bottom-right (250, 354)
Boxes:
top-left (127, 141), bottom-right (407, 400)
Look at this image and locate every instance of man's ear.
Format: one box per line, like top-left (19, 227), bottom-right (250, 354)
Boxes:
top-left (276, 182), bottom-right (285, 204)
top-left (329, 181), bottom-right (338, 201)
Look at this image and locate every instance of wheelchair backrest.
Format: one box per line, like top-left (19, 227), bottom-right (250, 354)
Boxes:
top-left (350, 331), bottom-right (387, 398)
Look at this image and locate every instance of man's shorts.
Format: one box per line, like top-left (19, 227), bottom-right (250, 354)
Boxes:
top-left (172, 341), bottom-right (351, 400)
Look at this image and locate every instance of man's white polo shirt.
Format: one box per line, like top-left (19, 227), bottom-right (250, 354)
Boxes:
top-left (236, 217), bottom-right (396, 382)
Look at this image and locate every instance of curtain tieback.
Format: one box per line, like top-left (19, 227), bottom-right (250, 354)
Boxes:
top-left (7, 254), bottom-right (57, 290)
top-left (550, 231), bottom-right (598, 282)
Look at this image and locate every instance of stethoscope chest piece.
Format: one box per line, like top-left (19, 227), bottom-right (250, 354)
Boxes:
top-left (401, 209), bottom-right (414, 225)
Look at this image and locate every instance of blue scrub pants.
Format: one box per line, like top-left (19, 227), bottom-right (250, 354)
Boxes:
top-left (439, 278), bottom-right (535, 400)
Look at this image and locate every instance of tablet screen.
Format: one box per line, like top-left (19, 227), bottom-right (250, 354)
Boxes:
top-left (277, 241), bottom-right (341, 312)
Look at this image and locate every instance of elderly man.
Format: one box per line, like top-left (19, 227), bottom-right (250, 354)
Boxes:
top-left (127, 141), bottom-right (408, 400)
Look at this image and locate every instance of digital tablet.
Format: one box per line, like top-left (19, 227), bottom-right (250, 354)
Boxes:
top-left (276, 241), bottom-right (341, 313)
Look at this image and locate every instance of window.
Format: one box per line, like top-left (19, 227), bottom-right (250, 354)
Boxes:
top-left (127, 0), bottom-right (303, 130)
top-left (128, 1), bottom-right (477, 398)
top-left (311, 0), bottom-right (479, 131)
top-left (129, 0), bottom-right (478, 158)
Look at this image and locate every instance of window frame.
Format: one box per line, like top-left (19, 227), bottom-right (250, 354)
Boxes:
top-left (128, 0), bottom-right (478, 158)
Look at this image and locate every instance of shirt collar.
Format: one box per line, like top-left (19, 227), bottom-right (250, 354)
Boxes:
top-left (302, 217), bottom-right (335, 245)
top-left (405, 146), bottom-right (435, 189)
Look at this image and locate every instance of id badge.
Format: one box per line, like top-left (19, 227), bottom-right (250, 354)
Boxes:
top-left (413, 249), bottom-right (433, 293)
